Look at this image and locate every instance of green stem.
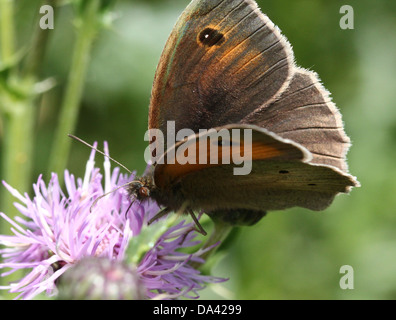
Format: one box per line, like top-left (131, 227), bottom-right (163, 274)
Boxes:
top-left (0, 0), bottom-right (25, 226)
top-left (0, 1), bottom-right (33, 293)
top-left (0, 1), bottom-right (56, 227)
top-left (0, 98), bottom-right (34, 216)
top-left (48, 0), bottom-right (101, 177)
top-left (0, 0), bottom-right (59, 293)
top-left (0, 0), bottom-right (15, 63)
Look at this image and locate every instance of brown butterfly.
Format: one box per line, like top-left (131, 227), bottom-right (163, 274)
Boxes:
top-left (127, 0), bottom-right (359, 231)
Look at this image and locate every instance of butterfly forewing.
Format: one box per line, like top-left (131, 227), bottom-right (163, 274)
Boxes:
top-left (149, 0), bottom-right (294, 138)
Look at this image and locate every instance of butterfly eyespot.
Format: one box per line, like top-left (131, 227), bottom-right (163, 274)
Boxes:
top-left (198, 28), bottom-right (225, 47)
top-left (279, 170), bottom-right (289, 174)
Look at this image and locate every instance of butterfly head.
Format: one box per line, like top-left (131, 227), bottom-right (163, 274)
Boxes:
top-left (127, 176), bottom-right (154, 202)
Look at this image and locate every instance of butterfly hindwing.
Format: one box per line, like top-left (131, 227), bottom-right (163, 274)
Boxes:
top-left (243, 68), bottom-right (352, 172)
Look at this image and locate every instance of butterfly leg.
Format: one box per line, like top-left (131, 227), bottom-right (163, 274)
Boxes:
top-left (124, 199), bottom-right (136, 218)
top-left (147, 207), bottom-right (172, 225)
top-left (187, 209), bottom-right (207, 236)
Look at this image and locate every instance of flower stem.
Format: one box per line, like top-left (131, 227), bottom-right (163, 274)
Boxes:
top-left (0, 0), bottom-right (57, 231)
top-left (0, 0), bottom-right (33, 227)
top-left (0, 0), bottom-right (15, 62)
top-left (48, 0), bottom-right (101, 177)
top-left (0, 0), bottom-right (34, 293)
top-left (0, 98), bottom-right (35, 217)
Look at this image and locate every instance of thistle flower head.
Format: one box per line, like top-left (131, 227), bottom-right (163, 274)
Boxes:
top-left (0, 142), bottom-right (225, 299)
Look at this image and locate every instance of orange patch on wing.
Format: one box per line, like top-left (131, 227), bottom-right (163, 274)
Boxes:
top-left (154, 138), bottom-right (284, 189)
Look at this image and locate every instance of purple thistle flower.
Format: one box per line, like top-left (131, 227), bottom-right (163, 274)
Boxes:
top-left (0, 142), bottom-right (225, 299)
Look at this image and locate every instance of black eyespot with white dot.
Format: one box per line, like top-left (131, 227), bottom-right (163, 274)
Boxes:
top-left (199, 28), bottom-right (225, 47)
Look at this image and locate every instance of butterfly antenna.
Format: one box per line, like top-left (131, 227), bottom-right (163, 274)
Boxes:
top-left (68, 134), bottom-right (133, 174)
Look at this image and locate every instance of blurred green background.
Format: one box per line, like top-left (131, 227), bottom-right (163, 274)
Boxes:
top-left (1, 0), bottom-right (396, 299)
